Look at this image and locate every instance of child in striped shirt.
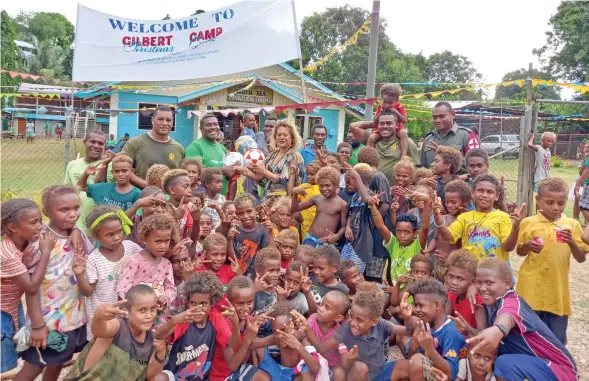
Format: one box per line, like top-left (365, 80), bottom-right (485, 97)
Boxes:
top-left (74, 205), bottom-right (141, 340)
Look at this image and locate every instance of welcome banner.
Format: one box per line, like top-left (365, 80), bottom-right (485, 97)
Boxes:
top-left (72, 1), bottom-right (300, 81)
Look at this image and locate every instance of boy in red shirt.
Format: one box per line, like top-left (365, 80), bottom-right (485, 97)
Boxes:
top-left (368, 83), bottom-right (409, 159)
top-left (445, 249), bottom-right (487, 336)
top-left (195, 233), bottom-right (241, 285)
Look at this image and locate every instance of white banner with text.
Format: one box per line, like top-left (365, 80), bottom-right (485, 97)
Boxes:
top-left (73, 1), bottom-right (300, 81)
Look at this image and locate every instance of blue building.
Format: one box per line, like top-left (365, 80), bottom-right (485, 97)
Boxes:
top-left (75, 63), bottom-right (363, 151)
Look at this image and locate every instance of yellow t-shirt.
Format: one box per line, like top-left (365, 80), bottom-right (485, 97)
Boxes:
top-left (515, 214), bottom-right (589, 316)
top-left (448, 209), bottom-right (512, 261)
top-left (298, 183), bottom-right (320, 239)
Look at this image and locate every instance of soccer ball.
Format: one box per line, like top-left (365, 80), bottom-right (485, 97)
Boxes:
top-left (235, 135), bottom-right (257, 156)
top-left (223, 152), bottom-right (244, 167)
top-left (244, 149), bottom-right (265, 167)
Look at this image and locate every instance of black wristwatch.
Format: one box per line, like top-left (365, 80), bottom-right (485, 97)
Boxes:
top-left (494, 323), bottom-right (508, 338)
top-left (154, 351), bottom-right (166, 364)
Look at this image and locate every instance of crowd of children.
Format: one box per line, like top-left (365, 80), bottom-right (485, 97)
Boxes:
top-left (1, 85), bottom-right (586, 381)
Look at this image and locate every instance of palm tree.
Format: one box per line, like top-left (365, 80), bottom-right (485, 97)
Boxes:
top-left (27, 35), bottom-right (65, 78)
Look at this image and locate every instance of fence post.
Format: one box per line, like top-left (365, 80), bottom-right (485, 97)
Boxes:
top-left (64, 110), bottom-right (73, 173)
top-left (516, 104), bottom-right (536, 213)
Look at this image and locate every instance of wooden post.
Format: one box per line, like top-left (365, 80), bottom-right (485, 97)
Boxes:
top-left (517, 63), bottom-right (535, 214)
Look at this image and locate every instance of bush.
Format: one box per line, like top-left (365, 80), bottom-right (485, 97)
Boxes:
top-left (551, 155), bottom-right (562, 168)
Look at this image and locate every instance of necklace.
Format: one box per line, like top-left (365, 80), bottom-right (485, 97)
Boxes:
top-left (467, 210), bottom-right (494, 240)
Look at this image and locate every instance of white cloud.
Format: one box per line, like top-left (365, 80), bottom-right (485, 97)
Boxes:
top-left (5, 0), bottom-right (562, 83)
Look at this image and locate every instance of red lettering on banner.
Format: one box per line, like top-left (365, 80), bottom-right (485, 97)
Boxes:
top-left (189, 27), bottom-right (223, 42)
top-left (122, 35), bottom-right (174, 46)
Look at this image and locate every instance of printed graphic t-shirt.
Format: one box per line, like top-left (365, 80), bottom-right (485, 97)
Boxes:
top-left (166, 311), bottom-right (231, 381)
top-left (533, 145), bottom-right (551, 183)
top-left (448, 210), bottom-right (512, 261)
top-left (87, 182), bottom-right (141, 211)
top-left (232, 225), bottom-right (269, 277)
top-left (384, 235), bottom-right (421, 284)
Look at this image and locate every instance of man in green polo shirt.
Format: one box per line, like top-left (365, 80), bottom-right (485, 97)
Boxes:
top-left (185, 113), bottom-right (235, 194)
top-left (63, 130), bottom-right (106, 232)
top-left (420, 101), bottom-right (480, 170)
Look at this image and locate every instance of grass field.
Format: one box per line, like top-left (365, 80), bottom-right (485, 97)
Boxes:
top-left (0, 138), bottom-right (85, 200)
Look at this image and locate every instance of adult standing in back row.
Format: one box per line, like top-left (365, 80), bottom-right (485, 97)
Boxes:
top-left (121, 105), bottom-right (185, 187)
top-left (420, 102), bottom-right (480, 170)
top-left (185, 113), bottom-right (236, 194)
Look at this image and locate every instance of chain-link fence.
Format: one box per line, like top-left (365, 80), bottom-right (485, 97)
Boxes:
top-left (474, 117), bottom-right (523, 205)
top-left (1, 114), bottom-right (85, 203)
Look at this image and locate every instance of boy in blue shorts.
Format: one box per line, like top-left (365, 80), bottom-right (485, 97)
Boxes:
top-left (298, 287), bottom-right (413, 381)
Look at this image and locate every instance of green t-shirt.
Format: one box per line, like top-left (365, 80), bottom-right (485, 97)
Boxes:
top-left (106, 139), bottom-right (117, 147)
top-left (384, 235), bottom-right (421, 284)
top-left (584, 157), bottom-right (589, 185)
top-left (64, 157), bottom-right (102, 232)
top-left (349, 144), bottom-right (365, 166)
top-left (87, 183), bottom-right (141, 211)
top-left (185, 137), bottom-right (228, 193)
top-left (121, 133), bottom-right (185, 179)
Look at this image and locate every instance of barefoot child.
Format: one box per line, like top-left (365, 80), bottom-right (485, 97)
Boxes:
top-left (15, 185), bottom-right (93, 381)
top-left (0, 200), bottom-right (56, 374)
top-left (292, 167), bottom-right (348, 247)
top-left (116, 214), bottom-right (177, 326)
top-left (76, 205), bottom-right (142, 340)
top-left (64, 286), bottom-right (167, 380)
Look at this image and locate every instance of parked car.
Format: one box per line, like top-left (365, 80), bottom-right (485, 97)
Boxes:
top-left (480, 134), bottom-right (520, 158)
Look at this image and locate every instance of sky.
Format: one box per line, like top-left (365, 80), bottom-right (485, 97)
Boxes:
top-left (4, 0), bottom-right (562, 85)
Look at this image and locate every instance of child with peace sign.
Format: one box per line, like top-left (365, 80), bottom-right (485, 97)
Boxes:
top-left (65, 285), bottom-right (167, 380)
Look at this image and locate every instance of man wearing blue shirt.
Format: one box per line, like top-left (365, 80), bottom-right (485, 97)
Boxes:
top-left (300, 124), bottom-right (329, 165)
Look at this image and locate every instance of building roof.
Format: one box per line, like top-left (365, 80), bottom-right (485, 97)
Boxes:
top-left (73, 63), bottom-right (365, 116)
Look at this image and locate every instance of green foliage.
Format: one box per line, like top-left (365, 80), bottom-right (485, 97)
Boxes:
top-left (424, 51), bottom-right (481, 83)
top-left (495, 68), bottom-right (560, 100)
top-left (534, 2), bottom-right (589, 82)
top-left (28, 12), bottom-right (75, 50)
top-left (1, 11), bottom-right (22, 106)
top-left (26, 35), bottom-right (66, 78)
top-left (551, 155), bottom-right (563, 168)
